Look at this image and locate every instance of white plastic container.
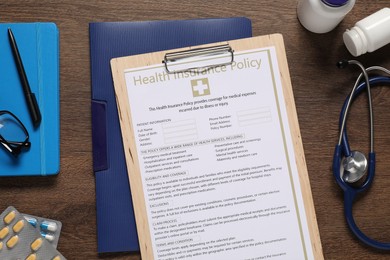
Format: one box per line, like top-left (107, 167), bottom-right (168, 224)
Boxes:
top-left (343, 8), bottom-right (390, 57)
top-left (297, 0), bottom-right (356, 33)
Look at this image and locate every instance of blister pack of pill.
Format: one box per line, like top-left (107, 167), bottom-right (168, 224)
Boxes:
top-left (22, 213), bottom-right (62, 249)
top-left (0, 206), bottom-right (66, 260)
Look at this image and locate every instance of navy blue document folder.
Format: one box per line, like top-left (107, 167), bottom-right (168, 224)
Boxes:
top-left (89, 17), bottom-right (252, 253)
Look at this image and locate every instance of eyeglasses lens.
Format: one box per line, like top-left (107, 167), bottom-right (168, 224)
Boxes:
top-left (0, 113), bottom-right (27, 143)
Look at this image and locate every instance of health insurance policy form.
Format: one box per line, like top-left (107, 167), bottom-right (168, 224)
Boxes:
top-left (123, 47), bottom-right (314, 260)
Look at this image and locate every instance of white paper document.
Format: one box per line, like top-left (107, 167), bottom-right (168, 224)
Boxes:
top-left (124, 47), bottom-right (314, 260)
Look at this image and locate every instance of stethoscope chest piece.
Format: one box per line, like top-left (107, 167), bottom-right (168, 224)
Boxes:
top-left (341, 151), bottom-right (367, 183)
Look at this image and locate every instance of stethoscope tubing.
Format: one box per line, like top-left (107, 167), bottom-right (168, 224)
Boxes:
top-left (339, 76), bottom-right (390, 157)
top-left (334, 76), bottom-right (390, 250)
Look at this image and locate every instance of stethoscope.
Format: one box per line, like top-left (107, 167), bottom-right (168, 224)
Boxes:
top-left (333, 59), bottom-right (390, 250)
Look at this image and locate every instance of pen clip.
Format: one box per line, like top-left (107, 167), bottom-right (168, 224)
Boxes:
top-left (29, 93), bottom-right (42, 126)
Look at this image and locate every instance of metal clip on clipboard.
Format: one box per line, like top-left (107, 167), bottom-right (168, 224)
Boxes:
top-left (163, 44), bottom-right (234, 74)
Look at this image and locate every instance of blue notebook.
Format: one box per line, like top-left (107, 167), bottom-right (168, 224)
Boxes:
top-left (89, 17), bottom-right (252, 253)
top-left (0, 23), bottom-right (60, 176)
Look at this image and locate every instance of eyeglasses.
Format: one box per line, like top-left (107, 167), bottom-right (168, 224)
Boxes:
top-left (0, 110), bottom-right (30, 156)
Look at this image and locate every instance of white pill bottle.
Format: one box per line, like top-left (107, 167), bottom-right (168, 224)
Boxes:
top-left (297, 0), bottom-right (356, 33)
top-left (343, 8), bottom-right (390, 56)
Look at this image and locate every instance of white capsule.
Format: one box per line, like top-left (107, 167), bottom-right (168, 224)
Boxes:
top-left (40, 231), bottom-right (55, 242)
top-left (40, 221), bottom-right (57, 232)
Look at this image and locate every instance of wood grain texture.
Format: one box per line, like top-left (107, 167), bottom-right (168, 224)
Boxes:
top-left (0, 1), bottom-right (389, 259)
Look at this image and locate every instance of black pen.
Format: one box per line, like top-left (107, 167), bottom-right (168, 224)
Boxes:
top-left (8, 28), bottom-right (41, 126)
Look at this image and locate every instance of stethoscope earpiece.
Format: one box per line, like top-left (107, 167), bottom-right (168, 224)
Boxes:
top-left (337, 60), bottom-right (350, 69)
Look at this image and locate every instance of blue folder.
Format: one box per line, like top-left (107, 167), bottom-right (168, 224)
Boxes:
top-left (0, 23), bottom-right (60, 176)
top-left (89, 17), bottom-right (252, 253)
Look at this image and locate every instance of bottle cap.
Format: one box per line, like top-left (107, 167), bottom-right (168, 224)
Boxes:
top-left (322, 0), bottom-right (349, 7)
top-left (343, 27), bottom-right (367, 57)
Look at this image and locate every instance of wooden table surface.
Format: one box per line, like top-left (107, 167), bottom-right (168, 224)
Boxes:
top-left (1, 1), bottom-right (390, 259)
